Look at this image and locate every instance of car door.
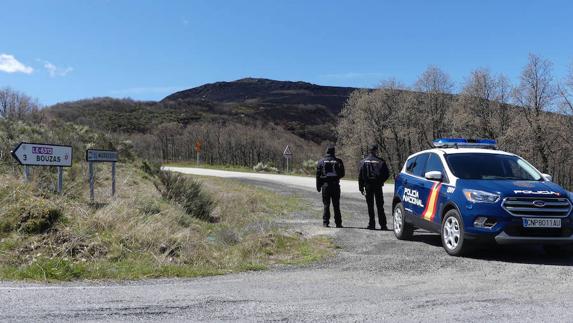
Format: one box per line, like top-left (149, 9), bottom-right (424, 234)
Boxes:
top-left (421, 153), bottom-right (448, 230)
top-left (402, 153), bottom-right (430, 219)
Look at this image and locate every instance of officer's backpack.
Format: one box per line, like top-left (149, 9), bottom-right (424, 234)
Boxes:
top-left (364, 160), bottom-right (381, 181)
top-left (321, 159), bottom-right (340, 179)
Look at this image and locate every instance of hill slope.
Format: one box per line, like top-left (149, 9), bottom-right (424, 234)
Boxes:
top-left (47, 78), bottom-right (361, 142)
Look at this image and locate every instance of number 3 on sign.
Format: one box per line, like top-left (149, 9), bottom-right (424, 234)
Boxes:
top-left (23, 154), bottom-right (27, 161)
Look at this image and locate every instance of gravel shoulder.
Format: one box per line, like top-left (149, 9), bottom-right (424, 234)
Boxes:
top-left (2, 169), bottom-right (573, 322)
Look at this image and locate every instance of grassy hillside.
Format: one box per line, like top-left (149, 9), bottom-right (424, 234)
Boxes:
top-left (46, 78), bottom-right (359, 142)
top-left (0, 120), bottom-right (332, 281)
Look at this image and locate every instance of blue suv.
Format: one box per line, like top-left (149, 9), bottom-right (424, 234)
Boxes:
top-left (392, 138), bottom-right (573, 256)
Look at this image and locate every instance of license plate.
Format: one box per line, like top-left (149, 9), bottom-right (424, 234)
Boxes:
top-left (522, 218), bottom-right (561, 228)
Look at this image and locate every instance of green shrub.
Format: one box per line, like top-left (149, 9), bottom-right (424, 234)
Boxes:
top-left (140, 160), bottom-right (161, 177)
top-left (0, 198), bottom-right (63, 234)
top-left (253, 162), bottom-right (279, 173)
top-left (301, 159), bottom-right (317, 175)
top-left (157, 171), bottom-right (214, 223)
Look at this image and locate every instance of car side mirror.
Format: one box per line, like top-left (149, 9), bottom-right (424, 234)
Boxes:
top-left (542, 173), bottom-right (553, 182)
top-left (425, 171), bottom-right (443, 181)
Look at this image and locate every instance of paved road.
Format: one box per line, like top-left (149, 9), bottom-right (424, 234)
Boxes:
top-left (163, 166), bottom-right (395, 194)
top-left (2, 168), bottom-right (573, 322)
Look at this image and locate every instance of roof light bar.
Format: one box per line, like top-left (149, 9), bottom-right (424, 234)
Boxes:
top-left (432, 138), bottom-right (497, 149)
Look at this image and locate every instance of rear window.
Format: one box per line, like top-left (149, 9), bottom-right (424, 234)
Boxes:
top-left (405, 157), bottom-right (417, 174)
top-left (412, 153), bottom-right (429, 177)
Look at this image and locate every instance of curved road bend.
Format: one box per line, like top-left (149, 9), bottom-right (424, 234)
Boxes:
top-left (1, 167), bottom-right (573, 322)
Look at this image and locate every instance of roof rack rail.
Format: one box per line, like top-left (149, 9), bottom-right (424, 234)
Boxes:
top-left (432, 138), bottom-right (497, 149)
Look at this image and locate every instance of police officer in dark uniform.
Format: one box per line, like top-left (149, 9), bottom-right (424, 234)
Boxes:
top-left (359, 144), bottom-right (390, 230)
top-left (316, 145), bottom-right (345, 228)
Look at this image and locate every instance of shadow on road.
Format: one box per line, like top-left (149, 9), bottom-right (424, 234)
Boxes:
top-left (408, 231), bottom-right (573, 266)
top-left (468, 245), bottom-right (573, 266)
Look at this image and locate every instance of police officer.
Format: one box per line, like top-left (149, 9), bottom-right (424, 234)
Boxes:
top-left (316, 145), bottom-right (345, 228)
top-left (359, 144), bottom-right (390, 230)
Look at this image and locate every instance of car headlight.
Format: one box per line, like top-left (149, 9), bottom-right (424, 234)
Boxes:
top-left (463, 189), bottom-right (500, 203)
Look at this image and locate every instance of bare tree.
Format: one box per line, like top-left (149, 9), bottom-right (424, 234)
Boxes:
top-left (0, 87), bottom-right (41, 120)
top-left (414, 66), bottom-right (454, 144)
top-left (457, 69), bottom-right (514, 139)
top-left (513, 54), bottom-right (556, 172)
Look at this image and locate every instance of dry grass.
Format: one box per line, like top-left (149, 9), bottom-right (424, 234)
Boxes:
top-left (0, 163), bottom-right (333, 281)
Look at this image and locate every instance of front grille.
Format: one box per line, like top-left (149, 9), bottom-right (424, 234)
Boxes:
top-left (502, 197), bottom-right (572, 218)
top-left (504, 225), bottom-right (573, 238)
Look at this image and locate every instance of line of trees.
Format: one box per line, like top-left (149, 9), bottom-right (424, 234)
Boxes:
top-left (337, 54), bottom-right (573, 189)
top-left (132, 121), bottom-right (321, 170)
top-left (0, 87), bottom-right (42, 121)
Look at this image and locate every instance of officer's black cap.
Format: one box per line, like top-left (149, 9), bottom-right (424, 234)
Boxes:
top-left (326, 145), bottom-right (336, 155)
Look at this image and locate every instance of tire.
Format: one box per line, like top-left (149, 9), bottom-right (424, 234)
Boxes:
top-left (393, 202), bottom-right (414, 240)
top-left (441, 209), bottom-right (469, 256)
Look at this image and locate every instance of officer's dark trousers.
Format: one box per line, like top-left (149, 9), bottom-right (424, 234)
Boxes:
top-left (365, 185), bottom-right (386, 228)
top-left (322, 182), bottom-right (341, 226)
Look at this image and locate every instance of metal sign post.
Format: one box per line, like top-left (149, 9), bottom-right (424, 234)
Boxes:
top-left (111, 162), bottom-right (116, 197)
top-left (11, 142), bottom-right (73, 193)
top-left (86, 149), bottom-right (119, 202)
top-left (57, 166), bottom-right (63, 194)
top-left (89, 162), bottom-right (95, 202)
top-left (283, 145), bottom-right (293, 173)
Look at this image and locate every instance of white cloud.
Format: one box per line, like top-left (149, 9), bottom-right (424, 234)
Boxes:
top-left (0, 54), bottom-right (33, 74)
top-left (40, 60), bottom-right (73, 77)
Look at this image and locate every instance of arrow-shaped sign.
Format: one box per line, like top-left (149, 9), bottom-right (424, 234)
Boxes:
top-left (11, 142), bottom-right (73, 167)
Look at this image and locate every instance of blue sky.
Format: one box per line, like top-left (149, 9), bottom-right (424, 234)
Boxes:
top-left (1, 0), bottom-right (572, 105)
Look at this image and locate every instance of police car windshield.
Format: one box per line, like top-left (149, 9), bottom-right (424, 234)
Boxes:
top-left (445, 153), bottom-right (542, 181)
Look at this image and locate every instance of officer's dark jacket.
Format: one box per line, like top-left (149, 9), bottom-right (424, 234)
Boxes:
top-left (358, 154), bottom-right (390, 191)
top-left (316, 153), bottom-right (345, 190)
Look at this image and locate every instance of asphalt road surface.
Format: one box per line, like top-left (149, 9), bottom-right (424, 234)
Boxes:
top-left (2, 168), bottom-right (573, 322)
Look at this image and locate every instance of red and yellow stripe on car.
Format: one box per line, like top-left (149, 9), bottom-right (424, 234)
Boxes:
top-left (422, 183), bottom-right (442, 221)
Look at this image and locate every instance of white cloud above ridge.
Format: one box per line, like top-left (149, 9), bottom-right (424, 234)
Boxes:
top-left (39, 60), bottom-right (73, 77)
top-left (0, 54), bottom-right (33, 74)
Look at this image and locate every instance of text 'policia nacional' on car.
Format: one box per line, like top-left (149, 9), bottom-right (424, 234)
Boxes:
top-left (392, 138), bottom-right (573, 256)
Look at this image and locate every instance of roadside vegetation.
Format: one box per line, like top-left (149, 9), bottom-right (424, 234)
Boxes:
top-left (0, 120), bottom-right (332, 281)
top-left (0, 162), bottom-right (332, 281)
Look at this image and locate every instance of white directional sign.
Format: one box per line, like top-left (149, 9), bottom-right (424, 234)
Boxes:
top-left (86, 149), bottom-right (118, 162)
top-left (11, 142), bottom-right (73, 167)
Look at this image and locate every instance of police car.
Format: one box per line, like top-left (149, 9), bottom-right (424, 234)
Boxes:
top-left (392, 138), bottom-right (573, 256)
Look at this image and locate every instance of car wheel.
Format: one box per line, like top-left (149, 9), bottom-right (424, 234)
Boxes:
top-left (393, 202), bottom-right (413, 240)
top-left (441, 209), bottom-right (469, 256)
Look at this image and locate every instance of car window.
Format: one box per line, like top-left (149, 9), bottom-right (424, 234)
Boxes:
top-left (445, 153), bottom-right (542, 180)
top-left (412, 153), bottom-right (429, 177)
top-left (425, 153), bottom-right (448, 182)
top-left (405, 156), bottom-right (417, 174)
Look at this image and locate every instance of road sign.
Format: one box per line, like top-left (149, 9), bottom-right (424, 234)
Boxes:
top-left (195, 141), bottom-right (202, 153)
top-left (283, 145), bottom-right (292, 158)
top-left (11, 142), bottom-right (72, 167)
top-left (86, 149), bottom-right (119, 202)
top-left (86, 149), bottom-right (118, 162)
